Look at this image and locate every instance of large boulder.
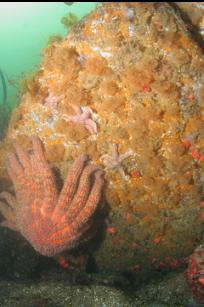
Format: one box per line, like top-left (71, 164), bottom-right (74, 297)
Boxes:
top-left (0, 2), bottom-right (204, 277)
top-left (175, 2), bottom-right (204, 42)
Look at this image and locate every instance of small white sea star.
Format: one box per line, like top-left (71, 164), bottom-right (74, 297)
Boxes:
top-left (101, 144), bottom-right (134, 180)
top-left (63, 105), bottom-right (97, 134)
top-left (44, 92), bottom-right (65, 108)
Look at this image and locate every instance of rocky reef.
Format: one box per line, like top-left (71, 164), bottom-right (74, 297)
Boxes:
top-left (0, 2), bottom-right (204, 290)
top-left (187, 244), bottom-right (204, 304)
top-left (175, 2), bottom-right (204, 44)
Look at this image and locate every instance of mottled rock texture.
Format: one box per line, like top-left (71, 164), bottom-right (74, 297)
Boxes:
top-left (175, 2), bottom-right (204, 40)
top-left (0, 2), bottom-right (204, 277)
top-left (0, 271), bottom-right (196, 307)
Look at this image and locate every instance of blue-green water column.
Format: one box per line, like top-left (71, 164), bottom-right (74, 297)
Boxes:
top-left (0, 2), bottom-right (99, 108)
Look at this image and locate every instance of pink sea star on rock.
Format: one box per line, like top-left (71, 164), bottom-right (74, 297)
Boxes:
top-left (0, 136), bottom-right (105, 256)
top-left (63, 105), bottom-right (97, 134)
top-left (101, 144), bottom-right (134, 180)
top-left (44, 91), bottom-right (65, 108)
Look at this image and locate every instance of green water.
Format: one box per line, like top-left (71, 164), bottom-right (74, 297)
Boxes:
top-left (0, 2), bottom-right (99, 109)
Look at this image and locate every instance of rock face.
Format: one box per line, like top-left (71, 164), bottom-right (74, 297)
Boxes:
top-left (0, 2), bottom-right (204, 276)
top-left (0, 271), bottom-right (196, 307)
top-left (187, 244), bottom-right (204, 304)
top-left (175, 2), bottom-right (204, 41)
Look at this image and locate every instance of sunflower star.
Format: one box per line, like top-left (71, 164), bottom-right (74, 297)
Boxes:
top-left (0, 136), bottom-right (104, 256)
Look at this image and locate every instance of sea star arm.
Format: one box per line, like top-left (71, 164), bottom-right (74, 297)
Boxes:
top-left (0, 191), bottom-right (18, 230)
top-left (85, 118), bottom-right (97, 134)
top-left (63, 105), bottom-right (97, 134)
top-left (102, 144), bottom-right (133, 170)
top-left (119, 150), bottom-right (134, 163)
top-left (7, 139), bottom-right (39, 206)
top-left (49, 169), bottom-right (104, 244)
top-left (0, 195), bottom-right (17, 230)
top-left (0, 216), bottom-right (18, 230)
top-left (0, 200), bottom-right (14, 223)
top-left (7, 136), bottom-right (58, 210)
top-left (7, 152), bottom-right (25, 185)
top-left (13, 141), bottom-right (31, 173)
top-left (0, 136), bottom-right (105, 256)
top-left (7, 152), bottom-right (31, 207)
top-left (30, 136), bottom-right (58, 213)
top-left (0, 192), bottom-right (17, 209)
top-left (44, 92), bottom-right (65, 108)
top-left (64, 164), bottom-right (101, 223)
top-left (72, 170), bottom-right (104, 230)
top-left (54, 154), bottom-right (89, 217)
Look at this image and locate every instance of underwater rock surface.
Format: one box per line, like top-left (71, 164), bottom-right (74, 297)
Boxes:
top-left (175, 2), bottom-right (204, 40)
top-left (187, 244), bottom-right (204, 304)
top-left (0, 270), bottom-right (198, 307)
top-left (0, 2), bottom-right (204, 278)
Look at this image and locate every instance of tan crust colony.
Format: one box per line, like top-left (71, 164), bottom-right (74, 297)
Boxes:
top-left (0, 136), bottom-right (104, 256)
top-left (0, 3), bottom-right (204, 274)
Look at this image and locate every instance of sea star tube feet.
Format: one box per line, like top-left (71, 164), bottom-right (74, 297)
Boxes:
top-left (0, 136), bottom-right (105, 257)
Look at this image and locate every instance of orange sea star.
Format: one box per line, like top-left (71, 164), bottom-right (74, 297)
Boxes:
top-left (0, 136), bottom-right (105, 256)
